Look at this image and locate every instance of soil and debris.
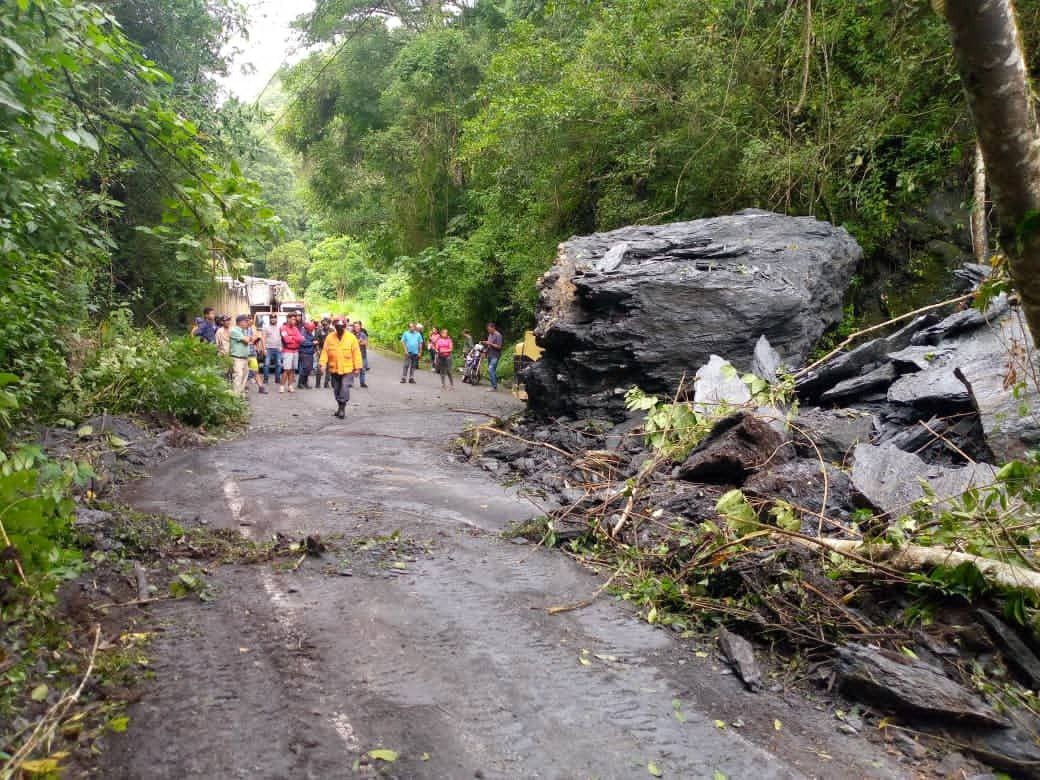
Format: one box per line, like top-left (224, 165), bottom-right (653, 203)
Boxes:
top-left (0, 415), bottom-right (317, 778)
top-left (460, 300), bottom-right (1040, 778)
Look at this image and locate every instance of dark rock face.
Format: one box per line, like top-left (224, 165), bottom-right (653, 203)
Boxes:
top-left (677, 411), bottom-right (791, 484)
top-left (526, 210), bottom-right (862, 418)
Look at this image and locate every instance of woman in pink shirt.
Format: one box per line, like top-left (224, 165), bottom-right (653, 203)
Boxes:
top-left (435, 330), bottom-right (454, 390)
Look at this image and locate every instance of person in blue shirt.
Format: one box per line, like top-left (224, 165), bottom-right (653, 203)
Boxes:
top-left (192, 307), bottom-right (218, 344)
top-left (400, 322), bottom-right (423, 384)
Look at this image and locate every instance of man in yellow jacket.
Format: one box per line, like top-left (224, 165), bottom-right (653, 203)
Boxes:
top-left (319, 317), bottom-right (363, 419)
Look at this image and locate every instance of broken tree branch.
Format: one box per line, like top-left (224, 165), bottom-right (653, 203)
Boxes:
top-left (807, 539), bottom-right (1040, 592)
top-left (793, 293), bottom-right (973, 378)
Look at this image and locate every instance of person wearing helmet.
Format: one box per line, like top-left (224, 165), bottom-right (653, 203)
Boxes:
top-left (319, 317), bottom-right (363, 418)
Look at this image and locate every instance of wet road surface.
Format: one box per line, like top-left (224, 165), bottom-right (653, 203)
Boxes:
top-left (103, 351), bottom-right (903, 779)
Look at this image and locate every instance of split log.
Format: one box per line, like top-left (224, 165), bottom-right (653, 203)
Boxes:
top-left (806, 539), bottom-right (1040, 593)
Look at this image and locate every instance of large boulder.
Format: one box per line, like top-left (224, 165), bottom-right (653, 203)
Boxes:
top-left (526, 210), bottom-right (862, 418)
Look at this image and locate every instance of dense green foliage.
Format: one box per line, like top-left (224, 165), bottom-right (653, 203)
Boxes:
top-left (0, 0), bottom-right (279, 420)
top-left (0, 0), bottom-right (271, 598)
top-left (276, 0), bottom-right (1040, 339)
top-left (71, 312), bottom-right (247, 428)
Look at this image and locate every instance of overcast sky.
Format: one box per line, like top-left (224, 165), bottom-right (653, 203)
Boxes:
top-left (219, 0), bottom-right (316, 102)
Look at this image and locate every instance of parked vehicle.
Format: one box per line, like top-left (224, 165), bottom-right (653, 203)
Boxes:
top-left (462, 342), bottom-right (486, 385)
top-left (253, 302), bottom-right (306, 328)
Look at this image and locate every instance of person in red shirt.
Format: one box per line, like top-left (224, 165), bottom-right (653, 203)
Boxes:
top-left (279, 313), bottom-right (303, 394)
top-left (435, 330), bottom-right (454, 390)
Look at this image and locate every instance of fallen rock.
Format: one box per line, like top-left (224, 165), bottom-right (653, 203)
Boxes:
top-left (751, 335), bottom-right (783, 383)
top-left (934, 752), bottom-right (975, 779)
top-left (957, 352), bottom-right (1040, 462)
top-left (74, 508), bottom-right (113, 528)
top-left (718, 627), bottom-right (763, 691)
top-left (835, 643), bottom-right (1007, 728)
top-left (882, 415), bottom-right (994, 465)
top-left (977, 610), bottom-right (1040, 690)
top-left (678, 412), bottom-right (791, 484)
top-left (480, 436), bottom-right (531, 462)
top-left (960, 723), bottom-right (1040, 777)
top-left (693, 355), bottom-right (751, 415)
top-left (820, 362), bottom-right (897, 404)
top-left (887, 368), bottom-right (971, 413)
top-left (850, 443), bottom-right (997, 520)
top-left (792, 408), bottom-right (875, 464)
top-left (887, 345), bottom-right (952, 372)
top-left (744, 459), bottom-right (853, 532)
top-left (910, 296), bottom-right (1010, 346)
top-left (526, 210), bottom-right (862, 418)
top-left (795, 314), bottom-right (939, 402)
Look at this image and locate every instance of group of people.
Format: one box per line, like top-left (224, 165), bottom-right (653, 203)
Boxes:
top-left (192, 307), bottom-right (505, 416)
top-left (192, 308), bottom-right (368, 419)
top-left (400, 321), bottom-right (503, 391)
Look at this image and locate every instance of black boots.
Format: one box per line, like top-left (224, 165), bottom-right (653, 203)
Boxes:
top-left (334, 402), bottom-right (346, 419)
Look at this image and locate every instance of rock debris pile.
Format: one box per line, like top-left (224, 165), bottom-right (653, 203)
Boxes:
top-left (462, 214), bottom-right (1040, 776)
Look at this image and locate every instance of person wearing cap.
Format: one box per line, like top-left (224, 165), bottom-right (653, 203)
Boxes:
top-left (319, 317), bottom-right (363, 419)
top-left (229, 314), bottom-right (253, 395)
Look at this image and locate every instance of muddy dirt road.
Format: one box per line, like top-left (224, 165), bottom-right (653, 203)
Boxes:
top-left (104, 351), bottom-right (903, 779)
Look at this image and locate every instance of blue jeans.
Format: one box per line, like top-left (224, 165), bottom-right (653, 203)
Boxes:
top-left (487, 355), bottom-right (500, 389)
top-left (263, 349), bottom-right (282, 383)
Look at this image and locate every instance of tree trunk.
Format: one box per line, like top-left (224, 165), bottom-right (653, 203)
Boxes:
top-left (971, 140), bottom-right (988, 264)
top-left (945, 0), bottom-right (1040, 342)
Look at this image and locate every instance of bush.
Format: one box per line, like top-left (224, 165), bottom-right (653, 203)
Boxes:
top-left (68, 313), bottom-right (247, 428)
top-left (0, 445), bottom-right (89, 591)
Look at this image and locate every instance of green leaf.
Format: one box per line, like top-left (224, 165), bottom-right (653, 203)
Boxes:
top-left (647, 761), bottom-right (663, 777)
top-left (19, 757), bottom-right (63, 774)
top-left (715, 489), bottom-right (758, 535)
top-left (30, 683), bottom-right (48, 702)
top-left (76, 424), bottom-right (93, 438)
top-left (368, 749), bottom-right (398, 762)
top-left (108, 716), bottom-right (130, 733)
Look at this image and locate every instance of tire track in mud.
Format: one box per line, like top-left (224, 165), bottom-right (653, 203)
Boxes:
top-left (294, 528), bottom-right (798, 780)
top-left (103, 354), bottom-right (905, 779)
